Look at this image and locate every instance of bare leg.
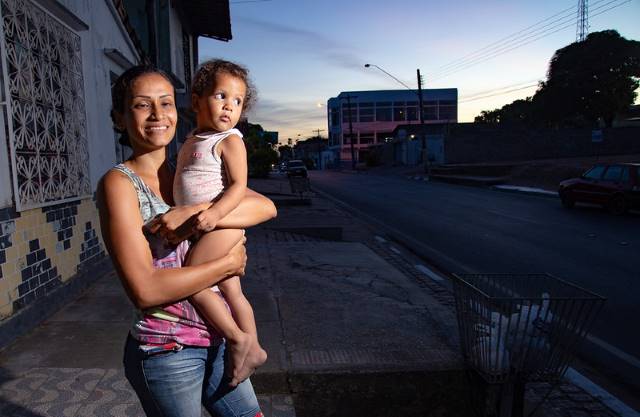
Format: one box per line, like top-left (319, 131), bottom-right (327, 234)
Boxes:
top-left (218, 277), bottom-right (267, 385)
top-left (187, 229), bottom-right (253, 385)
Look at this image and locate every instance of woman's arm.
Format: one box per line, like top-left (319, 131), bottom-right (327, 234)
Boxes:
top-left (97, 170), bottom-right (247, 310)
top-left (153, 188), bottom-right (276, 241)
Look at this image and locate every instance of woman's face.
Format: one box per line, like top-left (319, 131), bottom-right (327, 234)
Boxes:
top-left (118, 73), bottom-right (177, 151)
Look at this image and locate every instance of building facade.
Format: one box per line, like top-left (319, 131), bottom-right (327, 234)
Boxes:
top-left (327, 88), bottom-right (457, 165)
top-left (0, 0), bottom-right (230, 343)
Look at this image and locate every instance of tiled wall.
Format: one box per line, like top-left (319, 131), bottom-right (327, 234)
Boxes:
top-left (0, 198), bottom-right (105, 319)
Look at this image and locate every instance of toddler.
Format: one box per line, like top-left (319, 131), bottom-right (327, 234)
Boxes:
top-left (173, 59), bottom-right (266, 387)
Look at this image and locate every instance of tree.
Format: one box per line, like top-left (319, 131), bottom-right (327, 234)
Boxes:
top-left (474, 98), bottom-right (534, 125)
top-left (476, 30), bottom-right (640, 127)
top-left (474, 109), bottom-right (502, 124)
top-left (239, 122), bottom-right (278, 177)
top-left (536, 30), bottom-right (640, 127)
top-left (277, 145), bottom-right (293, 160)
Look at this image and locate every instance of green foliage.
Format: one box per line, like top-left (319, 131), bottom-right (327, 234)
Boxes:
top-left (536, 30), bottom-right (640, 127)
top-left (248, 148), bottom-right (278, 178)
top-left (476, 30), bottom-right (640, 127)
top-left (277, 145), bottom-right (293, 160)
top-left (242, 122), bottom-right (278, 178)
top-left (474, 109), bottom-right (502, 124)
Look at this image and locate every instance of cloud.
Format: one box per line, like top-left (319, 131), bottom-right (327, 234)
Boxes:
top-left (236, 17), bottom-right (364, 70)
top-left (248, 97), bottom-right (326, 135)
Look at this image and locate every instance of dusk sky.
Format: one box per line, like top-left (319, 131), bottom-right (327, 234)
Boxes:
top-left (199, 0), bottom-right (640, 143)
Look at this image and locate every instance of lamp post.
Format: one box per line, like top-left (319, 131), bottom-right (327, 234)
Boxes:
top-left (365, 63), bottom-right (429, 177)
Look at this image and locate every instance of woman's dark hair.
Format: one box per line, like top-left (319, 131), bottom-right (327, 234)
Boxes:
top-left (191, 59), bottom-right (257, 112)
top-left (110, 65), bottom-right (175, 147)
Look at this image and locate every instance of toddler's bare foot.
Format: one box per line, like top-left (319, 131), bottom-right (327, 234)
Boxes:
top-left (230, 342), bottom-right (267, 387)
top-left (225, 332), bottom-right (252, 384)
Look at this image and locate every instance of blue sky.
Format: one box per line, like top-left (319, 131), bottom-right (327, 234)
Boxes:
top-left (199, 0), bottom-right (640, 143)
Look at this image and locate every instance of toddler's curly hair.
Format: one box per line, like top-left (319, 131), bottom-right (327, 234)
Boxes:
top-left (191, 59), bottom-right (256, 112)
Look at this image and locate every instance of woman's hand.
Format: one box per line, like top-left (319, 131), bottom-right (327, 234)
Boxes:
top-left (227, 233), bottom-right (247, 277)
top-left (157, 206), bottom-right (199, 231)
top-left (147, 205), bottom-right (207, 244)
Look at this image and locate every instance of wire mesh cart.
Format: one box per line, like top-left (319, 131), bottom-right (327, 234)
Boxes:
top-left (452, 273), bottom-right (605, 417)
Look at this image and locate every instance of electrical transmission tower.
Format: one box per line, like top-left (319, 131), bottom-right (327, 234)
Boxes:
top-left (576, 0), bottom-right (589, 42)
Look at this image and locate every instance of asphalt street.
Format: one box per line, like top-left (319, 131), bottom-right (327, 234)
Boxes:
top-left (310, 170), bottom-right (640, 365)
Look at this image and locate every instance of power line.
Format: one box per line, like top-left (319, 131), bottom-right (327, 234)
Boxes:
top-left (459, 79), bottom-right (542, 100)
top-left (427, 0), bottom-right (630, 82)
top-left (459, 84), bottom-right (539, 103)
top-left (430, 3), bottom-right (580, 75)
top-left (429, 0), bottom-right (622, 79)
top-left (429, 0), bottom-right (622, 81)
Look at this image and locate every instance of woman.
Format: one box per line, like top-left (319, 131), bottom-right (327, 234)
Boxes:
top-left (97, 65), bottom-right (276, 417)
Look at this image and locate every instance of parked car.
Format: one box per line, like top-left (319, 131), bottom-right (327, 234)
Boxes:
top-left (558, 163), bottom-right (640, 215)
top-left (286, 159), bottom-right (308, 178)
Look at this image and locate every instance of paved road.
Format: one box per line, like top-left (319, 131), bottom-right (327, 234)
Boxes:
top-left (310, 170), bottom-right (640, 364)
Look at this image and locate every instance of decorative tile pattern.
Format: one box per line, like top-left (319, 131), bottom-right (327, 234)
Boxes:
top-left (0, 199), bottom-right (105, 319)
top-left (1, 0), bottom-right (90, 210)
top-left (42, 200), bottom-right (79, 252)
top-left (78, 221), bottom-right (104, 271)
top-left (0, 218), bottom-right (18, 281)
top-left (14, 237), bottom-right (60, 309)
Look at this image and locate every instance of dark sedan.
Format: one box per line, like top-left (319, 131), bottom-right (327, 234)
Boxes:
top-left (286, 159), bottom-right (308, 178)
top-left (558, 163), bottom-right (640, 214)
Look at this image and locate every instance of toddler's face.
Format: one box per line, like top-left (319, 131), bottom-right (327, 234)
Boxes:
top-left (194, 72), bottom-right (246, 132)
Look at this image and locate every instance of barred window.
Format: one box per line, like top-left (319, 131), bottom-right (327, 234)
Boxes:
top-left (0, 0), bottom-right (90, 210)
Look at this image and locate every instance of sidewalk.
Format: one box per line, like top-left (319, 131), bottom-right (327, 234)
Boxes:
top-left (0, 174), bottom-right (628, 417)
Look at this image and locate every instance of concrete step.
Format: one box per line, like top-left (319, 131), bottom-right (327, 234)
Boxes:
top-left (430, 174), bottom-right (509, 186)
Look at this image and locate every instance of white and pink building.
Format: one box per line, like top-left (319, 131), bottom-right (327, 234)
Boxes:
top-left (327, 89), bottom-right (457, 165)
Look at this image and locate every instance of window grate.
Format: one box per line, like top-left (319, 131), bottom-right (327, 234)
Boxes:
top-left (0, 0), bottom-right (90, 211)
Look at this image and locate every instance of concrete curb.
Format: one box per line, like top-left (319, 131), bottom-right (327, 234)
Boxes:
top-left (491, 184), bottom-right (558, 199)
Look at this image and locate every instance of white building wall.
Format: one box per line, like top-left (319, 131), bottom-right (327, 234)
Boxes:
top-left (57, 0), bottom-right (139, 189)
top-left (168, 8), bottom-right (185, 88)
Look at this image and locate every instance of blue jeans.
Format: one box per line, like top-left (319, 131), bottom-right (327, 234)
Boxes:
top-left (123, 335), bottom-right (262, 417)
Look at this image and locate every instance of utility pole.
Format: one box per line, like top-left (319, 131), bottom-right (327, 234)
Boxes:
top-left (417, 69), bottom-right (429, 178)
top-left (417, 69), bottom-right (425, 150)
top-left (341, 94), bottom-right (357, 170)
top-left (313, 128), bottom-right (325, 138)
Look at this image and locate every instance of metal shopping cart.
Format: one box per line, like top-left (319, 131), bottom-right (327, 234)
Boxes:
top-left (452, 273), bottom-right (605, 417)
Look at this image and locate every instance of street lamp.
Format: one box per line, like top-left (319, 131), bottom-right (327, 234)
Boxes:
top-left (364, 63), bottom-right (429, 177)
top-left (364, 64), bottom-right (415, 91)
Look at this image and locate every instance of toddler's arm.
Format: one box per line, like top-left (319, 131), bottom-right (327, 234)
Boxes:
top-left (194, 134), bottom-right (247, 232)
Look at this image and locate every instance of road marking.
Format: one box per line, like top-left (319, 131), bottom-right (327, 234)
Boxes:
top-left (375, 235), bottom-right (387, 243)
top-left (389, 246), bottom-right (402, 255)
top-left (311, 186), bottom-right (475, 275)
top-left (415, 264), bottom-right (444, 282)
top-left (565, 367), bottom-right (640, 417)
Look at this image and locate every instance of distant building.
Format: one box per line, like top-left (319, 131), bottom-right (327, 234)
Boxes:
top-left (294, 137), bottom-right (328, 169)
top-left (0, 0), bottom-right (231, 337)
top-left (327, 89), bottom-right (457, 166)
